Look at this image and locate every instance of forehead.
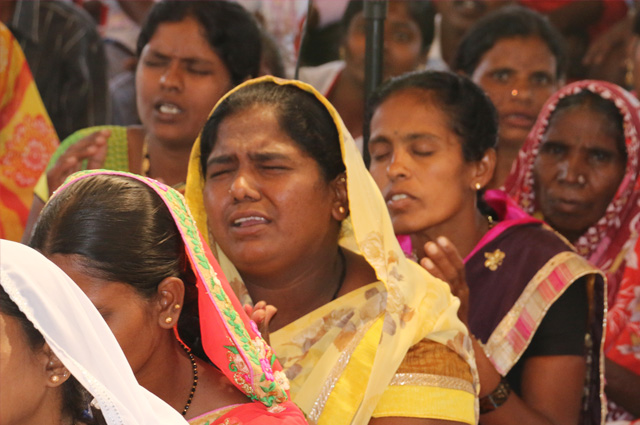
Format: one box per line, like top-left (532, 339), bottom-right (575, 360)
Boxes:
top-left (145, 16), bottom-right (216, 57)
top-left (480, 36), bottom-right (557, 70)
top-left (212, 105), bottom-right (299, 152)
top-left (545, 104), bottom-right (623, 145)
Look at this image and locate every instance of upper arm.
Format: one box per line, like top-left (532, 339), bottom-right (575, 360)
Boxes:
top-left (520, 355), bottom-right (586, 425)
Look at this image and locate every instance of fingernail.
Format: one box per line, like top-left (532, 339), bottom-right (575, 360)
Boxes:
top-left (437, 236), bottom-right (448, 246)
top-left (427, 243), bottom-right (438, 254)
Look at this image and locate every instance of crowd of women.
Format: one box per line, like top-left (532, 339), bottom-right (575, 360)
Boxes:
top-left (1, 1), bottom-right (640, 425)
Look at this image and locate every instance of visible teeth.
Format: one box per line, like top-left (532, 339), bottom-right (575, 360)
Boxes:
top-left (159, 104), bottom-right (181, 114)
top-left (234, 216), bottom-right (266, 225)
top-left (390, 194), bottom-right (408, 202)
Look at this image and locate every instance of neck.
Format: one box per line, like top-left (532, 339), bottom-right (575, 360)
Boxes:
top-left (488, 142), bottom-right (521, 189)
top-left (241, 248), bottom-right (345, 331)
top-left (18, 387), bottom-right (69, 425)
top-left (438, 22), bottom-right (467, 67)
top-left (134, 335), bottom-right (195, 415)
top-left (146, 135), bottom-right (192, 187)
top-left (412, 208), bottom-right (488, 261)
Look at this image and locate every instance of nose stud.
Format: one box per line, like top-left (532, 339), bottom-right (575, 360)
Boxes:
top-left (577, 174), bottom-right (586, 185)
top-left (511, 89), bottom-right (518, 97)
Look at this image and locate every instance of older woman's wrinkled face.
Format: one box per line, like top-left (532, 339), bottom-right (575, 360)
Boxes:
top-left (203, 105), bottom-right (339, 278)
top-left (136, 16), bottom-right (232, 148)
top-left (471, 36), bottom-right (559, 150)
top-left (344, 2), bottom-right (427, 86)
top-left (533, 105), bottom-right (626, 242)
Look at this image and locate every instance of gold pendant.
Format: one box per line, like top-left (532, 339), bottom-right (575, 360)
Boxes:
top-left (484, 249), bottom-right (505, 271)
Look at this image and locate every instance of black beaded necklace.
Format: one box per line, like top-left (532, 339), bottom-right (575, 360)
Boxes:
top-left (179, 342), bottom-right (199, 416)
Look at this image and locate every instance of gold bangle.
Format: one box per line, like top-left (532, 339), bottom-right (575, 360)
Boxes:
top-left (479, 376), bottom-right (511, 414)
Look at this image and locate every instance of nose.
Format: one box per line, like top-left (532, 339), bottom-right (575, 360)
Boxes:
top-left (510, 79), bottom-right (533, 101)
top-left (387, 150), bottom-right (411, 182)
top-left (557, 154), bottom-right (588, 186)
top-left (229, 174), bottom-right (260, 202)
top-left (159, 62), bottom-right (183, 91)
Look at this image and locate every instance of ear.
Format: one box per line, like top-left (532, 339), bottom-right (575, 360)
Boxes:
top-left (330, 173), bottom-right (349, 221)
top-left (469, 148), bottom-right (496, 191)
top-left (42, 344), bottom-right (71, 388)
top-left (156, 277), bottom-right (186, 329)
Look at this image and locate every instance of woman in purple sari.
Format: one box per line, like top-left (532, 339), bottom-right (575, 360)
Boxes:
top-left (366, 70), bottom-right (606, 425)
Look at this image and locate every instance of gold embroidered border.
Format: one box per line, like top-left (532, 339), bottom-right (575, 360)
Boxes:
top-left (484, 251), bottom-right (603, 375)
top-left (390, 373), bottom-right (475, 395)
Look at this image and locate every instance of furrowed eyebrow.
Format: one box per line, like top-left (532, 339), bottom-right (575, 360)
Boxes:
top-left (206, 154), bottom-right (236, 167)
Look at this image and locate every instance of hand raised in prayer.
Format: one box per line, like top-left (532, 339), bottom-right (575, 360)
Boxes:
top-left (244, 300), bottom-right (277, 344)
top-left (47, 129), bottom-right (110, 196)
top-left (419, 236), bottom-right (469, 325)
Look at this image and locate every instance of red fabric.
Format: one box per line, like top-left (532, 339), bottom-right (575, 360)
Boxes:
top-left (504, 80), bottom-right (640, 307)
top-left (212, 401), bottom-right (308, 425)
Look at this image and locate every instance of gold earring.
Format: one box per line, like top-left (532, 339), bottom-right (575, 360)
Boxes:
top-left (475, 182), bottom-right (482, 190)
top-left (511, 89), bottom-right (518, 97)
top-left (50, 375), bottom-right (60, 383)
top-left (338, 206), bottom-right (346, 214)
top-left (165, 317), bottom-right (173, 324)
top-left (174, 304), bottom-right (181, 310)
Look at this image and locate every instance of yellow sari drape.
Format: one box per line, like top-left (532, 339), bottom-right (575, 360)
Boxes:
top-left (185, 76), bottom-right (478, 425)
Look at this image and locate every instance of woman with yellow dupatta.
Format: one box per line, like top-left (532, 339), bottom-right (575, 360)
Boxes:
top-left (29, 170), bottom-right (307, 425)
top-left (185, 76), bottom-right (478, 425)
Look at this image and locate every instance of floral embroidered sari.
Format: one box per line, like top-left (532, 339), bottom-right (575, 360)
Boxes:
top-left (54, 170), bottom-right (307, 425)
top-left (185, 76), bottom-right (478, 425)
top-left (0, 22), bottom-right (58, 241)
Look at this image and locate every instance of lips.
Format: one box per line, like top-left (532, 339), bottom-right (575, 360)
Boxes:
top-left (502, 112), bottom-right (536, 129)
top-left (228, 211), bottom-right (271, 236)
top-left (385, 191), bottom-right (415, 210)
top-left (547, 196), bottom-right (587, 215)
top-left (153, 100), bottom-right (184, 121)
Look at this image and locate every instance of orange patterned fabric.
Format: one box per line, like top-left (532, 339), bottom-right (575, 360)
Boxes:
top-left (0, 23), bottom-right (58, 241)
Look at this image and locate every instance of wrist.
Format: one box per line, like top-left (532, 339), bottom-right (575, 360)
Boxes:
top-left (479, 375), bottom-right (512, 414)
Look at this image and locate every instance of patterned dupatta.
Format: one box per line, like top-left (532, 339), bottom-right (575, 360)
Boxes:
top-left (53, 170), bottom-right (291, 413)
top-left (185, 76), bottom-right (477, 425)
top-left (504, 80), bottom-right (640, 306)
top-left (0, 23), bottom-right (58, 241)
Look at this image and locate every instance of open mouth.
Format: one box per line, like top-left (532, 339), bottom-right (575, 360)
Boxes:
top-left (232, 216), bottom-right (270, 227)
top-left (155, 102), bottom-right (183, 115)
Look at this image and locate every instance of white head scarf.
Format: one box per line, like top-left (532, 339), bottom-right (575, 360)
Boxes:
top-left (0, 239), bottom-right (189, 425)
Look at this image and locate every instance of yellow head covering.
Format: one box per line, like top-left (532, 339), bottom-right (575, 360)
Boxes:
top-left (186, 76), bottom-right (477, 425)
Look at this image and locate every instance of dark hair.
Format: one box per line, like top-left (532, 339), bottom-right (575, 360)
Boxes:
top-left (200, 81), bottom-right (345, 181)
top-left (549, 90), bottom-right (627, 160)
top-left (453, 5), bottom-right (567, 80)
top-left (0, 287), bottom-right (99, 425)
top-left (634, 11), bottom-right (640, 36)
top-left (365, 70), bottom-right (498, 162)
top-left (29, 175), bottom-right (202, 356)
top-left (341, 0), bottom-right (436, 53)
top-left (136, 0), bottom-right (261, 86)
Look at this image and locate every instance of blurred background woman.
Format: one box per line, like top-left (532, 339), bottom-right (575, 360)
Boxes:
top-left (22, 0), bottom-right (262, 242)
top-left (454, 6), bottom-right (566, 189)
